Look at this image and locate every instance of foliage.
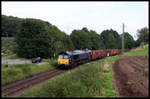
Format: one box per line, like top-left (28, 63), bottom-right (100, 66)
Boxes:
top-left (70, 27), bottom-right (104, 50)
top-left (19, 61), bottom-right (108, 97)
top-left (15, 18), bottom-right (52, 58)
top-left (2, 15), bottom-right (51, 37)
top-left (2, 37), bottom-right (17, 55)
top-left (87, 29), bottom-right (105, 50)
top-left (3, 14), bottom-right (137, 59)
top-left (2, 15), bottom-right (75, 59)
top-left (100, 29), bottom-right (121, 49)
top-left (71, 28), bottom-right (91, 49)
top-left (2, 63), bottom-right (55, 85)
top-left (120, 32), bottom-right (135, 49)
top-left (136, 27), bottom-right (149, 46)
top-left (2, 15), bottom-right (23, 37)
top-left (47, 25), bottom-right (74, 58)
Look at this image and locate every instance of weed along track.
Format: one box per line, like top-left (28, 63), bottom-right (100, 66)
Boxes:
top-left (2, 62), bottom-right (88, 97)
top-left (2, 69), bottom-right (67, 97)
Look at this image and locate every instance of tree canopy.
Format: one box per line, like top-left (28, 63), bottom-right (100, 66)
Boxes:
top-left (2, 15), bottom-right (51, 37)
top-left (100, 29), bottom-right (121, 49)
top-left (136, 27), bottom-right (149, 46)
top-left (47, 25), bottom-right (74, 58)
top-left (120, 32), bottom-right (135, 49)
top-left (15, 18), bottom-right (52, 58)
top-left (2, 15), bottom-right (138, 59)
top-left (70, 27), bottom-right (105, 50)
top-left (2, 15), bottom-right (23, 37)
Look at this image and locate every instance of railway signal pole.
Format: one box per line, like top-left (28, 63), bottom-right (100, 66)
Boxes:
top-left (5, 32), bottom-right (8, 67)
top-left (122, 23), bottom-right (125, 53)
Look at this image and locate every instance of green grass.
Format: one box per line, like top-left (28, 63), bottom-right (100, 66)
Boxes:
top-left (19, 61), bottom-right (107, 97)
top-left (18, 44), bottom-right (148, 98)
top-left (123, 44), bottom-right (148, 56)
top-left (2, 63), bottom-right (56, 85)
top-left (42, 59), bottom-right (58, 66)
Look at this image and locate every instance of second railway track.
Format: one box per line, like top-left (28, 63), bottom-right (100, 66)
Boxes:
top-left (2, 60), bottom-right (99, 97)
top-left (2, 69), bottom-right (67, 97)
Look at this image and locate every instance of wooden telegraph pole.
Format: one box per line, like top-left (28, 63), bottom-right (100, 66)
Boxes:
top-left (5, 32), bottom-right (8, 67)
top-left (122, 23), bottom-right (125, 53)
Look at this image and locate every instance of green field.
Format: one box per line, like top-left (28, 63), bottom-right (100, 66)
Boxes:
top-left (18, 45), bottom-right (148, 97)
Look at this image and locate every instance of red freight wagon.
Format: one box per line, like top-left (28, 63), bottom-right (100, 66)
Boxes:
top-left (121, 49), bottom-right (129, 53)
top-left (113, 49), bottom-right (118, 55)
top-left (111, 49), bottom-right (115, 56)
top-left (109, 50), bottom-right (114, 56)
top-left (106, 49), bottom-right (121, 56)
top-left (91, 50), bottom-right (107, 60)
top-left (118, 49), bottom-right (122, 54)
top-left (108, 49), bottom-right (117, 56)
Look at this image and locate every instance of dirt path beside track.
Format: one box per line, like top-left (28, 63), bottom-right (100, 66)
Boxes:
top-left (112, 56), bottom-right (149, 97)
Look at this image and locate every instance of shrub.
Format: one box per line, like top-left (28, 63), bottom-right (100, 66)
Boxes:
top-left (15, 18), bottom-right (51, 58)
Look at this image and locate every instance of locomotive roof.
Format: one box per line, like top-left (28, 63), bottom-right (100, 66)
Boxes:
top-left (58, 50), bottom-right (91, 56)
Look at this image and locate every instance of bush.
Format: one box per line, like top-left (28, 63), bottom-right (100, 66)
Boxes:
top-left (15, 18), bottom-right (52, 58)
top-left (2, 67), bottom-right (24, 85)
top-left (19, 61), bottom-right (107, 97)
top-left (2, 64), bottom-right (55, 85)
top-left (2, 37), bottom-right (17, 55)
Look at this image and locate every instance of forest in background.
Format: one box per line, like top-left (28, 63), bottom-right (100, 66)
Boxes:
top-left (1, 15), bottom-right (149, 58)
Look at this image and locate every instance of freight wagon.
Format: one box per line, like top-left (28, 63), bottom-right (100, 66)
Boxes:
top-left (57, 49), bottom-right (128, 69)
top-left (91, 50), bottom-right (107, 60)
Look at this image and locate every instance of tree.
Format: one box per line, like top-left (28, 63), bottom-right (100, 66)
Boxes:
top-left (88, 30), bottom-right (105, 50)
top-left (100, 29), bottom-right (121, 49)
top-left (62, 34), bottom-right (74, 51)
top-left (120, 32), bottom-right (135, 49)
top-left (71, 27), bottom-right (105, 50)
top-left (2, 15), bottom-right (23, 37)
top-left (15, 18), bottom-right (52, 58)
top-left (47, 25), bottom-right (75, 58)
top-left (136, 27), bottom-right (149, 45)
top-left (70, 28), bottom-right (91, 50)
top-left (2, 15), bottom-right (52, 37)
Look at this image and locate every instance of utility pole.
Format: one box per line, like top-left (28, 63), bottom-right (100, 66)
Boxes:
top-left (122, 23), bottom-right (125, 53)
top-left (5, 32), bottom-right (8, 67)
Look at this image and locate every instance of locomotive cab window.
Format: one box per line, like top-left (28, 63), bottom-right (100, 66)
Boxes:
top-left (58, 55), bottom-right (63, 59)
top-left (58, 55), bottom-right (69, 59)
top-left (64, 55), bottom-right (69, 59)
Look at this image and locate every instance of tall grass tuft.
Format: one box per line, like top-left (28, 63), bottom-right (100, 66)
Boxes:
top-left (2, 64), bottom-right (55, 85)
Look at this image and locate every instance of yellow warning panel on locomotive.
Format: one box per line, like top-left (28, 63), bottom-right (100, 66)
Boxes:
top-left (58, 59), bottom-right (69, 64)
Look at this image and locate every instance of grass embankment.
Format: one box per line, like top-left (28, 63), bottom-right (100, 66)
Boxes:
top-left (2, 37), bottom-right (58, 84)
top-left (2, 59), bottom-right (57, 85)
top-left (19, 44), bottom-right (148, 98)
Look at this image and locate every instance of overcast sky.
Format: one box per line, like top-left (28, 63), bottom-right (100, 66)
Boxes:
top-left (2, 1), bottom-right (149, 40)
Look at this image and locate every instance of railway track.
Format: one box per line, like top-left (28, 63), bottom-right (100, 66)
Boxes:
top-left (2, 58), bottom-right (106, 97)
top-left (2, 69), bottom-right (67, 97)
